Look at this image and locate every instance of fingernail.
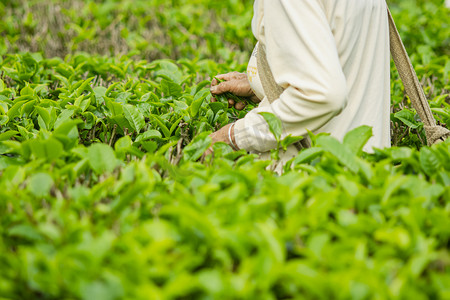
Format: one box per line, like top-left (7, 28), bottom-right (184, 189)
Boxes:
top-left (210, 86), bottom-right (216, 92)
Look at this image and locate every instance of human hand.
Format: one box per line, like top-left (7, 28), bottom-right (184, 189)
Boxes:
top-left (203, 123), bottom-right (239, 157)
top-left (210, 72), bottom-right (261, 110)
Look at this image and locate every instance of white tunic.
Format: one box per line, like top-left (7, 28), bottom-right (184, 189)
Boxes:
top-left (234, 0), bottom-right (391, 161)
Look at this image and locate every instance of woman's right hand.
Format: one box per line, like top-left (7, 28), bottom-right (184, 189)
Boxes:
top-left (210, 72), bottom-right (261, 110)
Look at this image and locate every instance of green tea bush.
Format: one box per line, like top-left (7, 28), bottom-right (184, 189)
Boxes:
top-left (0, 0), bottom-right (254, 63)
top-left (0, 0), bottom-right (449, 299)
top-left (0, 49), bottom-right (449, 300)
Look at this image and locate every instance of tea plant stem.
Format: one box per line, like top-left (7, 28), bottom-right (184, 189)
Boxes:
top-left (109, 124), bottom-right (117, 146)
top-left (90, 125), bottom-right (96, 141)
top-left (416, 130), bottom-right (425, 145)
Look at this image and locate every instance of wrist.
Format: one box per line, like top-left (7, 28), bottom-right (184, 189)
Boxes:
top-left (228, 123), bottom-right (239, 151)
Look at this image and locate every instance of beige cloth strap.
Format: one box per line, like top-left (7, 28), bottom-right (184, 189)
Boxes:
top-left (257, 42), bottom-right (311, 149)
top-left (257, 7), bottom-right (450, 147)
top-left (387, 9), bottom-right (450, 145)
top-left (257, 43), bottom-right (311, 149)
top-left (257, 44), bottom-right (284, 104)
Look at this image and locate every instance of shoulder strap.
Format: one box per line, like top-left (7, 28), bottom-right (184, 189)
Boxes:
top-left (257, 7), bottom-right (450, 146)
top-left (387, 8), bottom-right (449, 145)
top-left (257, 43), bottom-right (284, 104)
top-left (257, 42), bottom-right (311, 149)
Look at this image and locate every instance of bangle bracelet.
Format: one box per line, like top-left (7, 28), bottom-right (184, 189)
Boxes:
top-left (228, 123), bottom-right (239, 151)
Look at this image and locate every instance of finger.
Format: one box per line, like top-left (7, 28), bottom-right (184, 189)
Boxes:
top-left (210, 81), bottom-right (234, 95)
top-left (235, 101), bottom-right (247, 110)
top-left (228, 99), bottom-right (235, 107)
top-left (215, 71), bottom-right (242, 81)
top-left (211, 77), bottom-right (218, 86)
top-left (211, 97), bottom-right (217, 102)
top-left (214, 73), bottom-right (228, 81)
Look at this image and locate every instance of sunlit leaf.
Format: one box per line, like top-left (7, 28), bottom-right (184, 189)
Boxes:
top-left (394, 109), bottom-right (420, 129)
top-left (316, 135), bottom-right (359, 173)
top-left (27, 172), bottom-right (54, 197)
top-left (123, 104), bottom-right (145, 133)
top-left (343, 125), bottom-right (372, 155)
top-left (87, 143), bottom-right (119, 174)
top-left (419, 147), bottom-right (441, 176)
top-left (259, 112), bottom-right (282, 142)
top-left (183, 132), bottom-right (211, 161)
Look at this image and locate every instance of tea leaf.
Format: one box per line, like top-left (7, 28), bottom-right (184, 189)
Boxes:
top-left (161, 79), bottom-right (183, 98)
top-left (87, 143), bottom-right (119, 174)
top-left (259, 112), bottom-right (282, 142)
top-left (183, 132), bottom-right (211, 161)
top-left (343, 125), bottom-right (372, 155)
top-left (394, 109), bottom-right (420, 129)
top-left (123, 104), bottom-right (145, 133)
top-left (0, 130), bottom-right (19, 141)
top-left (419, 147), bottom-right (441, 176)
top-left (293, 147), bottom-right (324, 165)
top-left (27, 172), bottom-right (54, 197)
top-left (316, 135), bottom-right (359, 173)
top-left (135, 130), bottom-right (162, 142)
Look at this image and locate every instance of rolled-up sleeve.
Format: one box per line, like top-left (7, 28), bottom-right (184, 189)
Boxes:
top-left (234, 0), bottom-right (348, 153)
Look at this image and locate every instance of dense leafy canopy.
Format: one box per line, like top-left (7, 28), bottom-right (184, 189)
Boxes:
top-left (0, 0), bottom-right (449, 299)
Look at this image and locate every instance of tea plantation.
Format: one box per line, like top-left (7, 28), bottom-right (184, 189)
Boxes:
top-left (0, 0), bottom-right (449, 299)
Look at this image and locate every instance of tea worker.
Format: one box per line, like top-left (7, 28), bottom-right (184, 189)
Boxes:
top-left (208, 0), bottom-right (391, 163)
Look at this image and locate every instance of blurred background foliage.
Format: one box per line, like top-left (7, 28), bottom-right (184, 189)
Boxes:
top-left (0, 0), bottom-right (254, 62)
top-left (0, 0), bottom-right (448, 62)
